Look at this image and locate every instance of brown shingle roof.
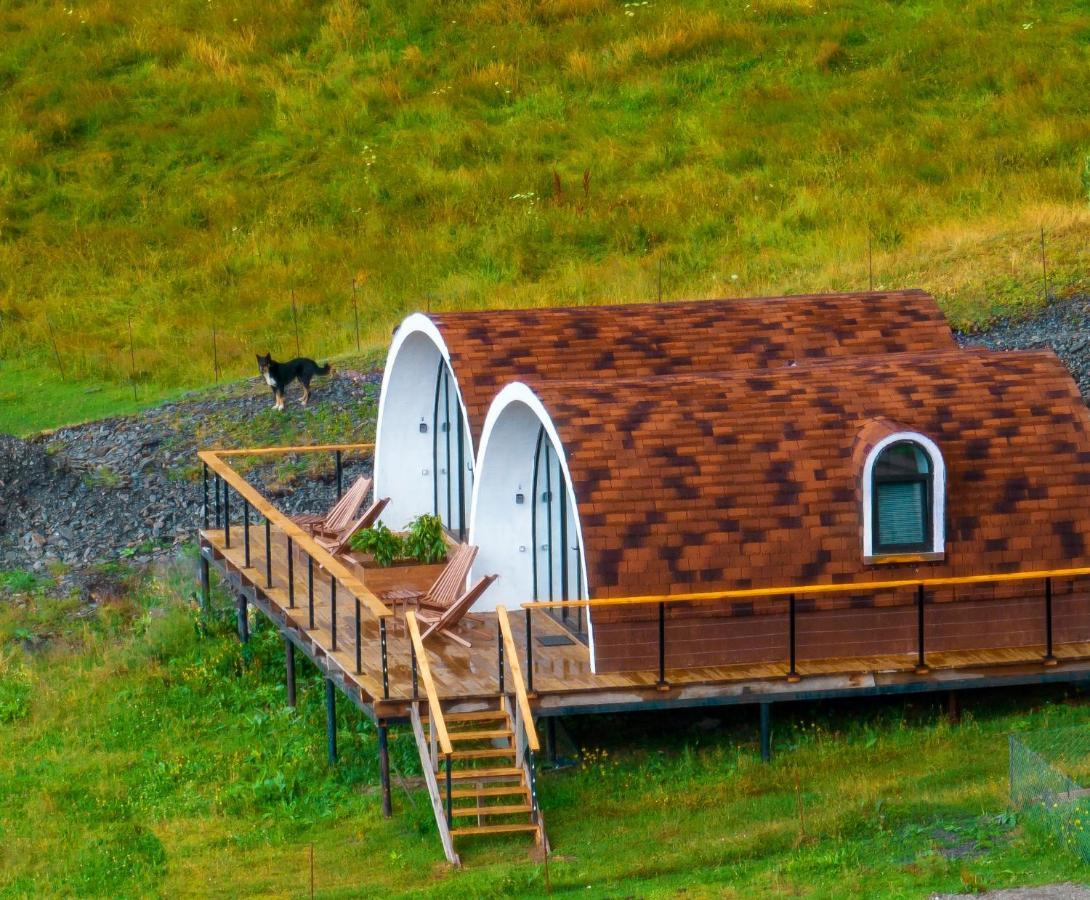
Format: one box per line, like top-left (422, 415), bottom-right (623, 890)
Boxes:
top-left (426, 289), bottom-right (955, 446)
top-left (524, 349), bottom-right (1090, 596)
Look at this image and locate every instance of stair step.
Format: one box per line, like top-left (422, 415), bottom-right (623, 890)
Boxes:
top-left (426, 710), bottom-right (507, 724)
top-left (452, 823), bottom-right (540, 838)
top-left (443, 785), bottom-right (528, 799)
top-left (449, 729), bottom-right (512, 742)
top-left (448, 748), bottom-right (515, 762)
top-left (450, 804), bottom-right (533, 818)
top-left (448, 766), bottom-right (524, 781)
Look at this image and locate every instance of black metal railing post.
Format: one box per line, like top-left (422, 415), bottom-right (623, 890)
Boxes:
top-left (497, 619), bottom-right (505, 695)
top-left (331, 576), bottom-right (338, 650)
top-left (308, 556), bottom-right (315, 629)
top-left (525, 608), bottom-right (534, 694)
top-left (335, 449), bottom-right (343, 499)
top-left (528, 748), bottom-right (539, 818)
top-left (223, 484), bottom-right (231, 548)
top-left (287, 537), bottom-right (295, 608)
top-left (1044, 577), bottom-right (1057, 666)
top-left (656, 601), bottom-right (668, 688)
top-left (213, 473), bottom-right (221, 528)
top-left (265, 518), bottom-right (272, 588)
top-left (243, 500), bottom-right (251, 567)
top-left (355, 598), bottom-right (362, 674)
top-left (411, 641), bottom-right (419, 700)
top-left (202, 464), bottom-right (209, 530)
top-left (915, 584), bottom-right (928, 674)
top-left (787, 593), bottom-right (800, 682)
top-left (380, 618), bottom-right (389, 700)
top-left (444, 756), bottom-right (453, 827)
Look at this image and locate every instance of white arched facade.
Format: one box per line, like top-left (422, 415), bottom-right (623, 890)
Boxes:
top-left (469, 383), bottom-right (595, 665)
top-left (374, 314), bottom-right (474, 535)
top-left (861, 430), bottom-right (947, 561)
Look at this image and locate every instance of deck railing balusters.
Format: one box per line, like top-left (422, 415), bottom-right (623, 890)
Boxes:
top-left (265, 518), bottom-right (272, 587)
top-left (915, 584), bottom-right (928, 674)
top-left (335, 449), bottom-right (343, 499)
top-left (331, 576), bottom-right (338, 650)
top-left (656, 601), bottom-right (667, 688)
top-left (787, 593), bottom-right (799, 682)
top-left (213, 473), bottom-right (221, 528)
top-left (355, 598), bottom-right (362, 674)
top-left (497, 618), bottom-right (505, 694)
top-left (243, 500), bottom-right (251, 567)
top-left (202, 463), bottom-right (209, 530)
top-left (308, 556), bottom-right (315, 629)
top-left (1044, 577), bottom-right (1057, 665)
top-left (380, 618), bottom-right (389, 700)
top-left (525, 608), bottom-right (534, 694)
top-left (223, 484), bottom-right (231, 548)
top-left (411, 640), bottom-right (419, 700)
top-left (286, 537), bottom-right (295, 607)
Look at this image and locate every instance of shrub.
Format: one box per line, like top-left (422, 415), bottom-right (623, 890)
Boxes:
top-left (349, 522), bottom-right (404, 567)
top-left (404, 514), bottom-right (448, 565)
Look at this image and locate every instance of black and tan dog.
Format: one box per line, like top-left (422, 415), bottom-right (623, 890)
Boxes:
top-left (256, 353), bottom-right (332, 410)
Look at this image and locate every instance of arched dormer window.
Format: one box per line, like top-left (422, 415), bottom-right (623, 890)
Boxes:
top-left (861, 432), bottom-right (946, 562)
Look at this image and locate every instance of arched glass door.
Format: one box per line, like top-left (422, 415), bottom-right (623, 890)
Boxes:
top-left (432, 360), bottom-right (469, 540)
top-left (531, 427), bottom-right (586, 642)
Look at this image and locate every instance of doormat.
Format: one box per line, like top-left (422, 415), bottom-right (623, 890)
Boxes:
top-left (537, 634), bottom-right (576, 647)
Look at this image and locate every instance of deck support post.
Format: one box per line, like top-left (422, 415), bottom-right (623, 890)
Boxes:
top-left (915, 584), bottom-right (929, 675)
top-left (787, 593), bottom-right (801, 682)
top-left (759, 702), bottom-right (772, 763)
top-left (199, 552), bottom-right (210, 612)
top-left (1043, 577), bottom-right (1057, 666)
top-left (946, 690), bottom-right (960, 724)
top-left (325, 679), bottom-right (337, 764)
top-left (237, 591), bottom-right (249, 643)
top-left (546, 717), bottom-right (557, 765)
top-left (378, 722), bottom-right (392, 818)
top-left (285, 637), bottom-right (296, 708)
top-left (656, 601), bottom-right (669, 690)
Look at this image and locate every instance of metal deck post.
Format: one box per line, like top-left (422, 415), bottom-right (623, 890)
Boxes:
top-left (378, 723), bottom-right (392, 818)
top-left (285, 637), bottom-right (296, 708)
top-left (759, 703), bottom-right (771, 762)
top-left (325, 679), bottom-right (338, 764)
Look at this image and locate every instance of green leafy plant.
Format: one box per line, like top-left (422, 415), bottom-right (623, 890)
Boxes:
top-left (349, 522), bottom-right (404, 567)
top-left (404, 514), bottom-right (448, 565)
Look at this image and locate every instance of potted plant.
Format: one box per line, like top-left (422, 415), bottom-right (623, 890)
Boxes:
top-left (347, 516), bottom-right (451, 593)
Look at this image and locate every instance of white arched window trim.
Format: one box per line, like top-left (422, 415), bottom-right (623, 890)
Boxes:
top-left (861, 431), bottom-right (946, 562)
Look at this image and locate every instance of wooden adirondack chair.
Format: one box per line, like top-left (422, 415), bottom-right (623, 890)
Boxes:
top-left (314, 496), bottom-right (390, 557)
top-left (418, 574), bottom-right (498, 648)
top-left (291, 475), bottom-right (372, 537)
top-left (379, 543), bottom-right (478, 611)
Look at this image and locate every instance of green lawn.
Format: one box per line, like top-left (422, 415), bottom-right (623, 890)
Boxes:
top-left (2, 0), bottom-right (1090, 392)
top-left (1, 555), bottom-right (1089, 897)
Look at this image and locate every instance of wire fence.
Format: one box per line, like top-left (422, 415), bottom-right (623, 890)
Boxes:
top-left (1010, 726), bottom-right (1090, 861)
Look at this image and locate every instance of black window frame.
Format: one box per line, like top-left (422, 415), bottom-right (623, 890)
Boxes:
top-left (871, 440), bottom-right (933, 555)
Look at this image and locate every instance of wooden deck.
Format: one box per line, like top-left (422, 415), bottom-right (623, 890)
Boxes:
top-left (201, 524), bottom-right (1090, 720)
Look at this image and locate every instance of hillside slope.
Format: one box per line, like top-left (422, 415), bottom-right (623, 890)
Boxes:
top-left (1, 0), bottom-right (1090, 391)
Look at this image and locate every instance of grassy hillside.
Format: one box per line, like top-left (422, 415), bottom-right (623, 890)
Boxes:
top-left (2, 0), bottom-right (1090, 397)
top-left (2, 559), bottom-right (1090, 896)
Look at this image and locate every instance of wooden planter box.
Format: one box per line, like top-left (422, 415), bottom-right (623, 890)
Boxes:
top-left (345, 553), bottom-right (447, 595)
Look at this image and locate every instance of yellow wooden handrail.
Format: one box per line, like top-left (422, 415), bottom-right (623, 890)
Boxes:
top-left (496, 606), bottom-right (540, 753)
top-left (521, 565), bottom-right (1090, 612)
top-left (212, 442), bottom-right (374, 457)
top-left (199, 450), bottom-right (391, 620)
top-left (405, 610), bottom-right (453, 756)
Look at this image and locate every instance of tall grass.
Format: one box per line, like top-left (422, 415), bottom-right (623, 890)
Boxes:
top-left (1, 0), bottom-right (1089, 390)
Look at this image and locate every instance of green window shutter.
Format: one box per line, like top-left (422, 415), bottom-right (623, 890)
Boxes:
top-left (876, 481), bottom-right (926, 547)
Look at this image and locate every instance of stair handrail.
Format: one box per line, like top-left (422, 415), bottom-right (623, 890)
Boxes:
top-left (497, 605), bottom-right (539, 753)
top-left (405, 610), bottom-right (453, 756)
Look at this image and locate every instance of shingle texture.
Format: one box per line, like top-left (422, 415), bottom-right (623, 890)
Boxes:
top-left (426, 289), bottom-right (955, 446)
top-left (525, 349), bottom-right (1090, 597)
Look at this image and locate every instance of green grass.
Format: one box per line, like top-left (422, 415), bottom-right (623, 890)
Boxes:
top-left (2, 556), bottom-right (1090, 896)
top-left (2, 0), bottom-right (1090, 397)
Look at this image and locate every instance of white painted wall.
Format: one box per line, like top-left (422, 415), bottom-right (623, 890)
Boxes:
top-left (374, 315), bottom-right (473, 530)
top-left (470, 383), bottom-right (596, 668)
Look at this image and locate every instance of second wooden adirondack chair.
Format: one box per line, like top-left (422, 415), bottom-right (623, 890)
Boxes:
top-left (314, 496), bottom-right (391, 557)
top-left (291, 475), bottom-right (372, 537)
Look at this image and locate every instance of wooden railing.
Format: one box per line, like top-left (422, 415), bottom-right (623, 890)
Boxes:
top-left (519, 566), bottom-right (1090, 689)
top-left (198, 445), bottom-right (393, 699)
top-left (496, 605), bottom-right (543, 836)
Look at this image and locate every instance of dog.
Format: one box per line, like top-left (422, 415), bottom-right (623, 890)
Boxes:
top-left (256, 353), bottom-right (332, 410)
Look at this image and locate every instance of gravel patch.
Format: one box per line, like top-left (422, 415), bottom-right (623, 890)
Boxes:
top-left (0, 368), bottom-right (380, 592)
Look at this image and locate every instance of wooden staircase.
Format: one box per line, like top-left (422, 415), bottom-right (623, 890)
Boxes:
top-left (405, 609), bottom-right (547, 866)
top-left (429, 703), bottom-right (543, 844)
